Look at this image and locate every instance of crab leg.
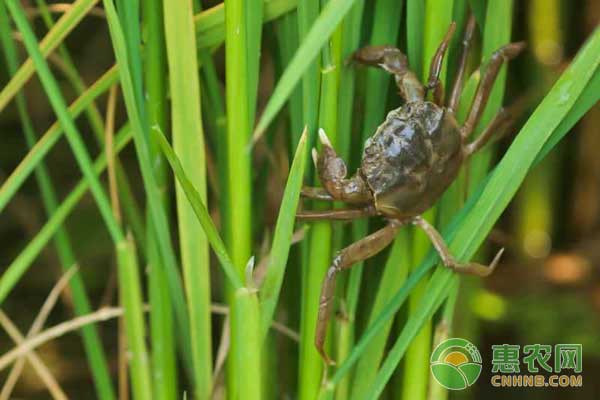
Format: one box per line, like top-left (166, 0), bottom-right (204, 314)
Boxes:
top-left (350, 46), bottom-right (424, 102)
top-left (315, 221), bottom-right (402, 364)
top-left (448, 14), bottom-right (477, 112)
top-left (412, 216), bottom-right (504, 276)
top-left (301, 186), bottom-right (334, 201)
top-left (425, 22), bottom-right (457, 105)
top-left (296, 206), bottom-right (377, 221)
top-left (463, 102), bottom-right (520, 155)
top-left (461, 41), bottom-right (526, 139)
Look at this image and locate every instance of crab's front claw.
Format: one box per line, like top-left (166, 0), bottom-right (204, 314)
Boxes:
top-left (315, 129), bottom-right (348, 183)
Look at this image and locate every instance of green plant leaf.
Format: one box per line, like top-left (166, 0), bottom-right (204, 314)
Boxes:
top-left (259, 128), bottom-right (307, 339)
top-left (152, 127), bottom-right (243, 290)
top-left (0, 0), bottom-right (99, 112)
top-left (163, 0), bottom-right (212, 395)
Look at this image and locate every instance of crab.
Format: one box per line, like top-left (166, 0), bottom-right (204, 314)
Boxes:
top-left (297, 17), bottom-right (526, 364)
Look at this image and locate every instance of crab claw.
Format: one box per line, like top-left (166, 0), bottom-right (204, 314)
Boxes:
top-left (312, 148), bottom-right (319, 168)
top-left (318, 128), bottom-right (333, 148)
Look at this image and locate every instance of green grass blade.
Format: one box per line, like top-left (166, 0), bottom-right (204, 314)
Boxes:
top-left (366, 269), bottom-right (455, 399)
top-left (152, 128), bottom-right (243, 290)
top-left (224, 0), bottom-right (255, 277)
top-left (115, 0), bottom-right (144, 116)
top-left (406, 0), bottom-right (425, 78)
top-left (116, 235), bottom-right (153, 400)
top-left (468, 0), bottom-right (487, 28)
top-left (102, 0), bottom-right (195, 376)
top-left (259, 129), bottom-right (307, 339)
top-left (0, 66), bottom-right (118, 214)
top-left (163, 0), bottom-right (213, 396)
top-left (296, 0), bottom-right (323, 397)
top-left (274, 11), bottom-right (304, 148)
top-left (0, 125), bottom-right (131, 311)
top-left (224, 0), bottom-right (262, 394)
top-left (31, 0), bottom-right (147, 256)
top-left (6, 0), bottom-right (124, 242)
top-left (194, 0), bottom-right (297, 50)
top-left (350, 230), bottom-right (411, 400)
top-left (0, 0), bottom-right (99, 112)
top-left (536, 67), bottom-right (600, 163)
top-left (33, 0), bottom-right (107, 152)
top-left (143, 0), bottom-right (178, 397)
top-left (469, 0), bottom-right (514, 187)
top-left (230, 287), bottom-right (262, 400)
top-left (32, 0), bottom-right (151, 256)
top-left (253, 0), bottom-right (358, 140)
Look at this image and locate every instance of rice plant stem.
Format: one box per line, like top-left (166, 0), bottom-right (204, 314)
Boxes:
top-left (163, 0), bottom-right (213, 396)
top-left (143, 0), bottom-right (179, 397)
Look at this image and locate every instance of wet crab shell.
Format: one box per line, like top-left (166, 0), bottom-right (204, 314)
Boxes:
top-left (360, 101), bottom-right (464, 218)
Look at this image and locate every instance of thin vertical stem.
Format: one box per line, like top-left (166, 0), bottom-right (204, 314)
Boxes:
top-left (224, 0), bottom-right (262, 397)
top-left (143, 0), bottom-right (179, 397)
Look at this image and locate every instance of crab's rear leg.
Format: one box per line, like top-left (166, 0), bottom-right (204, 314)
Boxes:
top-left (351, 46), bottom-right (424, 103)
top-left (425, 22), bottom-right (457, 105)
top-left (316, 221), bottom-right (402, 364)
top-left (461, 42), bottom-right (526, 138)
top-left (412, 216), bottom-right (504, 276)
top-left (448, 14), bottom-right (477, 112)
top-left (463, 99), bottom-right (524, 156)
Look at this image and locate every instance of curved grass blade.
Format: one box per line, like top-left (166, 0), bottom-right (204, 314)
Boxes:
top-left (6, 0), bottom-right (124, 242)
top-left (152, 128), bottom-right (243, 290)
top-left (259, 128), bottom-right (307, 339)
